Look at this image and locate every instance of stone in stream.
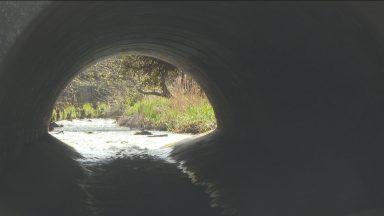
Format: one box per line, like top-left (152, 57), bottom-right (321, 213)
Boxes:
top-left (48, 121), bottom-right (63, 131)
top-left (147, 134), bottom-right (168, 137)
top-left (134, 130), bottom-right (153, 135)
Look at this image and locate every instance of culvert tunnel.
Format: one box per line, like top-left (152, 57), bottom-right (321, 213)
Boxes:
top-left (1, 2), bottom-right (384, 216)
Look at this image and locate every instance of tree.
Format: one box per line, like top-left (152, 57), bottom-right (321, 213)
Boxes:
top-left (57, 54), bottom-right (182, 106)
top-left (120, 55), bottom-right (179, 98)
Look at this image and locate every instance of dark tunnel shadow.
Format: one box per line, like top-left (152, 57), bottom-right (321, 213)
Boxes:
top-left (85, 155), bottom-right (221, 216)
top-left (2, 2), bottom-right (384, 216)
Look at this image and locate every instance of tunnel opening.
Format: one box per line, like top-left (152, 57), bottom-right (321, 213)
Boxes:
top-left (45, 53), bottom-right (222, 215)
top-left (48, 53), bottom-right (217, 160)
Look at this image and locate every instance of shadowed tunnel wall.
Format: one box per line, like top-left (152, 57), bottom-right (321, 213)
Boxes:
top-left (1, 2), bottom-right (384, 216)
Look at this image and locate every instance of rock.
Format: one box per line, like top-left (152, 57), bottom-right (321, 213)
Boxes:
top-left (147, 134), bottom-right (168, 137)
top-left (134, 130), bottom-right (153, 135)
top-left (117, 114), bottom-right (155, 130)
top-left (48, 121), bottom-right (63, 131)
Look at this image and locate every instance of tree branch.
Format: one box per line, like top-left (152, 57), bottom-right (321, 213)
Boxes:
top-left (136, 88), bottom-right (165, 97)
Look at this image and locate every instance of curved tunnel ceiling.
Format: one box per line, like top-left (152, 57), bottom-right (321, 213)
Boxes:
top-left (1, 2), bottom-right (384, 216)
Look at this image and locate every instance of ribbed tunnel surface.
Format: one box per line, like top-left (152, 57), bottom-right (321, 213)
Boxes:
top-left (2, 2), bottom-right (384, 216)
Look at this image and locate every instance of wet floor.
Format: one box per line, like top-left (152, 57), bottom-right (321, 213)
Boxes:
top-left (50, 119), bottom-right (221, 216)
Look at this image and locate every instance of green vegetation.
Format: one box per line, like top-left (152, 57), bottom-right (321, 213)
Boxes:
top-left (51, 54), bottom-right (217, 134)
top-left (51, 102), bottom-right (109, 122)
top-left (52, 94), bottom-right (216, 134)
top-left (123, 94), bottom-right (216, 134)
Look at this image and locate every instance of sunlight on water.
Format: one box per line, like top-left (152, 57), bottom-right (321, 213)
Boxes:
top-left (49, 119), bottom-right (226, 213)
top-left (49, 119), bottom-right (192, 163)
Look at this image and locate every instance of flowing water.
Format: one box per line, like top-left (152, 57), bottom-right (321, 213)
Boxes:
top-left (49, 119), bottom-right (222, 216)
top-left (49, 118), bottom-right (191, 164)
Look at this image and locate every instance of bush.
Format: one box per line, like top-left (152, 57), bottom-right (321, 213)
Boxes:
top-left (65, 105), bottom-right (79, 120)
top-left (51, 103), bottom-right (99, 121)
top-left (121, 95), bottom-right (216, 134)
top-left (51, 94), bottom-right (217, 135)
top-left (96, 102), bottom-right (110, 118)
top-left (81, 103), bottom-right (96, 118)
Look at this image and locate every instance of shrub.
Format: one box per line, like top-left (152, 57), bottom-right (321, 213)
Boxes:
top-left (65, 105), bottom-right (78, 120)
top-left (82, 103), bottom-right (96, 118)
top-left (96, 102), bottom-right (110, 118)
top-left (122, 95), bottom-right (216, 134)
top-left (51, 92), bottom-right (217, 135)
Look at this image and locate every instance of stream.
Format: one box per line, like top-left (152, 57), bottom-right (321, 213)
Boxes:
top-left (49, 119), bottom-right (222, 216)
top-left (49, 118), bottom-right (192, 164)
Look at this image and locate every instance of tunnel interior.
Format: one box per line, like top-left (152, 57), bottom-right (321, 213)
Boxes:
top-left (2, 2), bottom-right (384, 216)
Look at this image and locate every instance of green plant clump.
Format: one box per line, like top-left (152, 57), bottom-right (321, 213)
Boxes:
top-left (81, 103), bottom-right (96, 118)
top-left (123, 96), bottom-right (216, 134)
top-left (51, 103), bottom-right (103, 121)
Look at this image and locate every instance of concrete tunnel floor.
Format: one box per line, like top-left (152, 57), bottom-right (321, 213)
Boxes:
top-left (2, 2), bottom-right (384, 216)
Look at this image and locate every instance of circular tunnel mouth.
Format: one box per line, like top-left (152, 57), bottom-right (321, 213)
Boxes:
top-left (48, 53), bottom-right (218, 162)
top-left (43, 53), bottom-right (223, 215)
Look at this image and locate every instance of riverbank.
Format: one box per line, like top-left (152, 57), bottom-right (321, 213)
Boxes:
top-left (52, 94), bottom-right (216, 134)
top-left (116, 95), bottom-right (216, 134)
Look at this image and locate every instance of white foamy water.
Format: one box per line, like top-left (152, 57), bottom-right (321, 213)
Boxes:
top-left (49, 119), bottom-right (227, 213)
top-left (49, 119), bottom-right (192, 163)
